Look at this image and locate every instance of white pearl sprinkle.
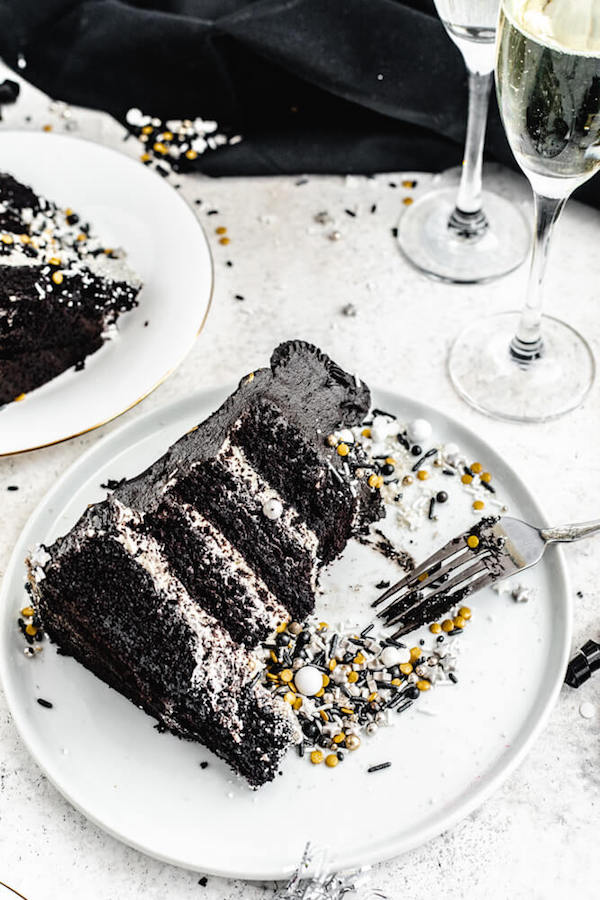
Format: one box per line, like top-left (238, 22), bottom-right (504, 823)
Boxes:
top-left (262, 498), bottom-right (283, 520)
top-left (579, 701), bottom-right (596, 719)
top-left (294, 666), bottom-right (324, 696)
top-left (407, 418), bottom-right (432, 444)
top-left (380, 646), bottom-right (411, 667)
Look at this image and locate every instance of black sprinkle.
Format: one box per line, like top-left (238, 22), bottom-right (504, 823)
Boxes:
top-left (234, 294), bottom-right (245, 301)
top-left (463, 465), bottom-right (474, 477)
top-left (375, 580), bottom-right (390, 590)
top-left (37, 698), bottom-right (53, 709)
top-left (443, 468), bottom-right (456, 476)
top-left (368, 762), bottom-right (392, 773)
top-left (360, 624), bottom-right (374, 638)
top-left (155, 164), bottom-right (170, 178)
top-left (74, 359), bottom-right (85, 371)
top-left (576, 590), bottom-right (584, 599)
top-left (345, 209), bottom-right (356, 217)
top-left (199, 761), bottom-right (209, 770)
top-left (7, 485), bottom-right (19, 491)
top-left (388, 181), bottom-right (397, 188)
top-left (198, 876), bottom-right (208, 886)
top-left (206, 209), bottom-right (219, 215)
top-left (295, 177), bottom-right (309, 186)
top-left (144, 321), bottom-right (149, 327)
top-left (247, 671), bottom-right (261, 690)
top-left (428, 497), bottom-right (436, 520)
top-left (370, 203), bottom-right (377, 214)
top-left (391, 227), bottom-right (398, 239)
top-left (481, 480), bottom-right (496, 494)
top-left (437, 635), bottom-right (445, 643)
top-left (225, 260), bottom-right (233, 267)
top-left (297, 742), bottom-right (305, 757)
top-left (194, 199), bottom-right (203, 205)
top-left (412, 448), bottom-right (438, 472)
top-left (449, 672), bottom-right (458, 684)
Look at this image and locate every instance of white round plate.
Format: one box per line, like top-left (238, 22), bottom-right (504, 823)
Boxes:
top-left (0, 131), bottom-right (213, 455)
top-left (0, 386), bottom-right (571, 879)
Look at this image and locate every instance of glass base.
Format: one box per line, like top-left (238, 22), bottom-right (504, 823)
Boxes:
top-left (398, 187), bottom-right (530, 284)
top-left (448, 311), bottom-right (596, 422)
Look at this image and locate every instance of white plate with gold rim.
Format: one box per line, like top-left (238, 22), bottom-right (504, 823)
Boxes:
top-left (0, 131), bottom-right (213, 455)
top-left (0, 385), bottom-right (571, 879)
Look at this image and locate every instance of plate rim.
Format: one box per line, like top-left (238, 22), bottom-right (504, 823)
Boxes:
top-left (0, 384), bottom-right (572, 879)
top-left (0, 129), bottom-right (214, 457)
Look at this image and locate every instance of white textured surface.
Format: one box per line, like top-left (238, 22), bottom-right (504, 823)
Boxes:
top-left (0, 64), bottom-right (599, 900)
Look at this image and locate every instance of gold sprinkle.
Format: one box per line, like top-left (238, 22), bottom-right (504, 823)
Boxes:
top-left (340, 706), bottom-right (354, 715)
top-left (402, 196), bottom-right (413, 206)
top-left (13, 393), bottom-right (26, 402)
top-left (385, 457), bottom-right (396, 465)
top-left (280, 669), bottom-right (293, 683)
top-left (48, 256), bottom-right (61, 266)
top-left (161, 131), bottom-right (174, 141)
top-left (401, 179), bottom-right (415, 188)
top-left (417, 469), bottom-right (429, 481)
top-left (215, 226), bottom-right (227, 235)
top-left (293, 697), bottom-right (303, 711)
top-left (467, 535), bottom-right (480, 549)
top-left (368, 691), bottom-right (378, 703)
top-left (142, 125), bottom-right (153, 135)
top-left (315, 687), bottom-right (325, 698)
top-left (337, 442), bottom-right (350, 457)
top-left (473, 500), bottom-right (485, 511)
top-left (429, 622), bottom-right (442, 634)
top-left (409, 647), bottom-right (421, 662)
top-left (353, 652), bottom-right (365, 665)
top-left (453, 616), bottom-right (466, 629)
top-left (318, 621), bottom-right (329, 630)
top-left (347, 671), bottom-right (359, 684)
top-left (480, 472), bottom-right (492, 483)
top-left (441, 619), bottom-right (454, 633)
top-left (20, 234), bottom-right (31, 244)
top-left (321, 673), bottom-right (330, 688)
top-left (471, 462), bottom-right (483, 474)
top-left (21, 607), bottom-right (35, 617)
top-left (219, 236), bottom-right (230, 245)
top-left (266, 672), bottom-right (279, 682)
top-left (333, 732), bottom-right (346, 744)
top-left (275, 621), bottom-right (288, 634)
top-left (461, 473), bottom-right (473, 484)
top-left (185, 149), bottom-right (198, 160)
top-left (325, 754), bottom-right (339, 768)
top-left (140, 153), bottom-right (151, 163)
top-left (25, 624), bottom-right (37, 636)
top-left (51, 271), bottom-right (64, 285)
top-left (417, 572), bottom-right (428, 583)
top-left (76, 233), bottom-right (87, 242)
top-left (391, 678), bottom-right (402, 686)
top-left (416, 680), bottom-right (431, 691)
top-left (361, 427), bottom-right (372, 438)
top-left (310, 750), bottom-right (324, 765)
top-left (399, 662), bottom-right (413, 675)
top-left (320, 710), bottom-right (329, 722)
top-left (269, 650), bottom-right (278, 663)
top-left (42, 124), bottom-right (52, 132)
top-left (153, 142), bottom-right (168, 155)
top-left (459, 606), bottom-right (472, 620)
top-left (328, 659), bottom-right (337, 671)
top-left (1, 234), bottom-right (13, 244)
top-left (283, 691), bottom-right (295, 704)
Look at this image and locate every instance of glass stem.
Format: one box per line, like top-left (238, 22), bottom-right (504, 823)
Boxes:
top-left (448, 68), bottom-right (492, 237)
top-left (509, 192), bottom-right (566, 363)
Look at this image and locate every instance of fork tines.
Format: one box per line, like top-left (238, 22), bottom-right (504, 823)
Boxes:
top-left (373, 529), bottom-right (495, 638)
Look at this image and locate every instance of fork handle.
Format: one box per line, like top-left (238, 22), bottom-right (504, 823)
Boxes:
top-left (541, 519), bottom-right (600, 543)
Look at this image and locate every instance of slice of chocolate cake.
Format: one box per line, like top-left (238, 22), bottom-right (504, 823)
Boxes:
top-left (0, 172), bottom-right (142, 405)
top-left (26, 341), bottom-right (383, 786)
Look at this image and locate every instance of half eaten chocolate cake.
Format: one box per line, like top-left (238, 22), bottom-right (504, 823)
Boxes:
top-left (27, 341), bottom-right (383, 786)
top-left (0, 172), bottom-right (142, 405)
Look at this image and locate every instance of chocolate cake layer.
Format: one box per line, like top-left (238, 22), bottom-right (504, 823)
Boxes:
top-left (28, 341), bottom-right (384, 786)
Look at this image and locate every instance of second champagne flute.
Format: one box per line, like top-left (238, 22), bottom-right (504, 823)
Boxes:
top-left (398, 0), bottom-right (530, 283)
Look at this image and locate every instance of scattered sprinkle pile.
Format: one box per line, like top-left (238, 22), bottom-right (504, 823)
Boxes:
top-left (124, 107), bottom-right (241, 175)
top-left (262, 615), bottom-right (463, 769)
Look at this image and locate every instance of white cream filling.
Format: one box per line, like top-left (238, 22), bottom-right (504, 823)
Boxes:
top-left (215, 437), bottom-right (320, 561)
top-left (179, 501), bottom-right (289, 633)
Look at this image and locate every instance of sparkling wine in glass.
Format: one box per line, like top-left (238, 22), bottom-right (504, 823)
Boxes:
top-left (397, 0), bottom-right (530, 283)
top-left (448, 0), bottom-right (600, 421)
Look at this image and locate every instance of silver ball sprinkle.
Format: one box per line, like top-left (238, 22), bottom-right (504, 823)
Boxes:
top-left (262, 498), bottom-right (283, 521)
top-left (329, 230), bottom-right (342, 241)
top-left (366, 722), bottom-right (378, 736)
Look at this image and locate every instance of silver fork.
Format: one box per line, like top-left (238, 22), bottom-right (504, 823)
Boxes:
top-left (373, 515), bottom-right (600, 639)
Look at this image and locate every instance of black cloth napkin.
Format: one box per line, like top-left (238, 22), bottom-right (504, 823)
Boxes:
top-left (0, 0), bottom-right (598, 206)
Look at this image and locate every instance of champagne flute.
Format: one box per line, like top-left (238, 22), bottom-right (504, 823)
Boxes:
top-left (397, 0), bottom-right (530, 283)
top-left (448, 0), bottom-right (599, 421)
